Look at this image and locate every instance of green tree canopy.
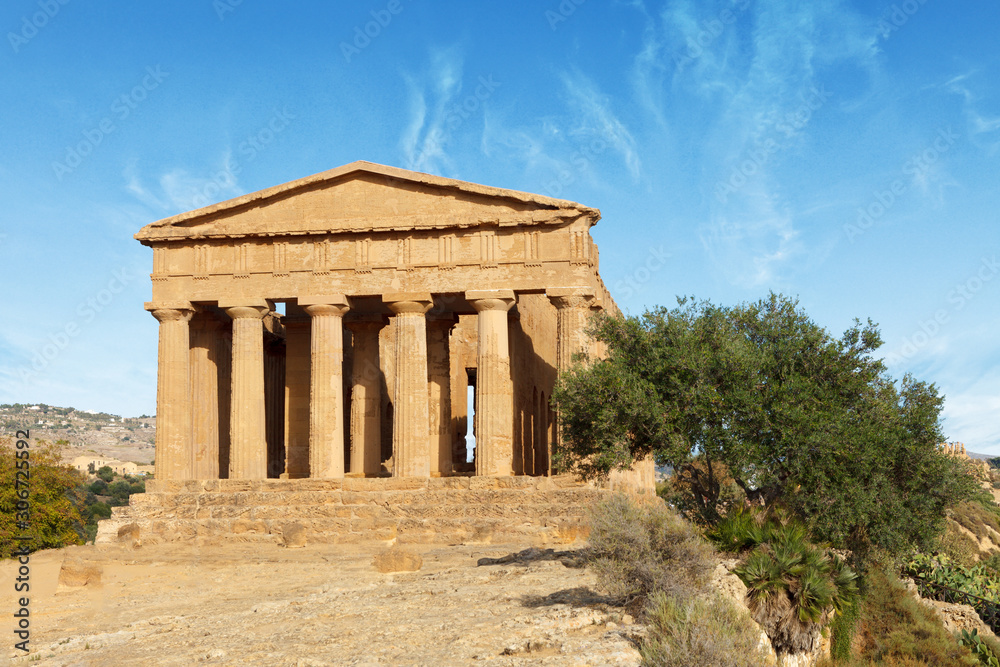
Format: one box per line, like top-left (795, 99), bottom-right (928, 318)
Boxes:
top-left (552, 294), bottom-right (977, 558)
top-left (0, 438), bottom-right (85, 557)
top-left (96, 466), bottom-right (114, 483)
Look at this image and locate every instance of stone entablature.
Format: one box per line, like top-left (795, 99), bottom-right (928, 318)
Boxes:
top-left (135, 161), bottom-right (626, 484)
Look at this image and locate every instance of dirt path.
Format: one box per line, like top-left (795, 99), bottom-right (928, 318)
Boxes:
top-left (2, 541), bottom-right (642, 666)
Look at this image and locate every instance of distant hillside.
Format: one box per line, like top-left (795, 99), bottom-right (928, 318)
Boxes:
top-left (0, 403), bottom-right (155, 464)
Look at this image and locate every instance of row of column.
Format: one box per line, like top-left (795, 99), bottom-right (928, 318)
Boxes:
top-left (147, 287), bottom-right (596, 481)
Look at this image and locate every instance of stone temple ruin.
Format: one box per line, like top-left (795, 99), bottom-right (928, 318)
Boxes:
top-left (98, 161), bottom-right (652, 546)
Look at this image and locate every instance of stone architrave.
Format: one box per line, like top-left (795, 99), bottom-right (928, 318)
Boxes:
top-left (466, 290), bottom-right (516, 477)
top-left (301, 296), bottom-right (351, 479)
top-left (189, 312), bottom-right (222, 479)
top-left (222, 301), bottom-right (270, 480)
top-left (146, 302), bottom-right (194, 481)
top-left (345, 315), bottom-right (387, 476)
top-left (384, 293), bottom-right (433, 477)
top-left (427, 313), bottom-right (457, 477)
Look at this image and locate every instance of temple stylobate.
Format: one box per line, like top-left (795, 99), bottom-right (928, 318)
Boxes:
top-left (135, 161), bottom-right (621, 482)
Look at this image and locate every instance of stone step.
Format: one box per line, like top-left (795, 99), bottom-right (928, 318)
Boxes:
top-left (96, 475), bottom-right (610, 547)
top-left (110, 500), bottom-right (592, 521)
top-left (125, 488), bottom-right (604, 509)
top-left (96, 514), bottom-right (588, 546)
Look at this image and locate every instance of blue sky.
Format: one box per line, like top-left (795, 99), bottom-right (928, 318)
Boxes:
top-left (1, 0), bottom-right (998, 452)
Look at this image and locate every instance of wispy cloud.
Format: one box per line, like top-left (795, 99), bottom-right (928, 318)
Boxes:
top-left (947, 71), bottom-right (1000, 156)
top-left (123, 153), bottom-right (243, 215)
top-left (628, 0), bottom-right (879, 286)
top-left (399, 45), bottom-right (464, 175)
top-left (561, 70), bottom-right (642, 179)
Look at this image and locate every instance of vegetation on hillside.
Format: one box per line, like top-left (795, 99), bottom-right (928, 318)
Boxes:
top-left (587, 494), bottom-right (771, 666)
top-left (555, 293), bottom-right (1000, 664)
top-left (553, 293), bottom-right (978, 560)
top-left (0, 437), bottom-right (147, 556)
top-left (0, 437), bottom-right (84, 557)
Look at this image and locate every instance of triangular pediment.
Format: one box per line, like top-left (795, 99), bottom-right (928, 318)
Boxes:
top-left (135, 161), bottom-right (599, 243)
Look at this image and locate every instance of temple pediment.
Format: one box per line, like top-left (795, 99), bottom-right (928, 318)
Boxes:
top-left (135, 161), bottom-right (600, 244)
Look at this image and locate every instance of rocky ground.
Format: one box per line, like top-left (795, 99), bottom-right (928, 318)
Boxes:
top-left (2, 540), bottom-right (642, 667)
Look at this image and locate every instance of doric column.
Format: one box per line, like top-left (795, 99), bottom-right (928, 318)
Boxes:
top-left (466, 290), bottom-right (516, 477)
top-left (189, 311), bottom-right (222, 479)
top-left (146, 302), bottom-right (194, 481)
top-left (384, 293), bottom-right (433, 477)
top-left (282, 315), bottom-right (311, 478)
top-left (546, 288), bottom-right (596, 372)
top-left (427, 313), bottom-right (457, 477)
top-left (301, 296), bottom-right (350, 479)
top-left (222, 301), bottom-right (270, 480)
top-left (546, 288), bottom-right (595, 471)
top-left (346, 315), bottom-right (387, 476)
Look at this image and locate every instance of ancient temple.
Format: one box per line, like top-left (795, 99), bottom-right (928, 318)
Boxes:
top-left (135, 161), bottom-right (622, 483)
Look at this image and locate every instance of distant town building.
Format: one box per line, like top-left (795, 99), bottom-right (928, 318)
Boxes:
top-left (71, 456), bottom-right (138, 476)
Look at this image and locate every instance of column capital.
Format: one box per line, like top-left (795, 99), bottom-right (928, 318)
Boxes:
top-left (146, 302), bottom-right (194, 323)
top-left (224, 305), bottom-right (270, 320)
top-left (546, 287), bottom-right (595, 310)
top-left (303, 303), bottom-right (350, 318)
top-left (466, 290), bottom-right (516, 312)
top-left (384, 292), bottom-right (433, 315)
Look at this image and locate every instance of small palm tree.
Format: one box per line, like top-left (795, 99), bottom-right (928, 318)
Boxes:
top-left (735, 520), bottom-right (858, 655)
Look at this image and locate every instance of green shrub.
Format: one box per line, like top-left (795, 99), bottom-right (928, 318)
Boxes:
top-left (641, 592), bottom-right (769, 667)
top-left (96, 466), bottom-right (114, 483)
top-left (957, 629), bottom-right (1000, 666)
top-left (848, 566), bottom-right (978, 666)
top-left (88, 479), bottom-right (108, 495)
top-left (588, 493), bottom-right (716, 607)
top-left (830, 594), bottom-right (861, 662)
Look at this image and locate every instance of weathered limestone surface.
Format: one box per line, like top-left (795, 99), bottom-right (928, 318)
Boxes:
top-left (147, 304), bottom-right (194, 481)
top-left (468, 290), bottom-right (516, 476)
top-left (346, 316), bottom-right (386, 476)
top-left (136, 161), bottom-right (652, 497)
top-left (13, 541), bottom-right (643, 666)
top-left (94, 476), bottom-right (621, 546)
top-left (302, 296), bottom-right (350, 479)
top-left (223, 303), bottom-right (269, 480)
top-left (385, 293), bottom-right (433, 477)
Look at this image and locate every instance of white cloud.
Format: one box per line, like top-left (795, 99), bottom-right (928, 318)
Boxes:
top-left (627, 0), bottom-right (879, 286)
top-left (561, 71), bottom-right (642, 179)
top-left (399, 45), bottom-right (464, 175)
